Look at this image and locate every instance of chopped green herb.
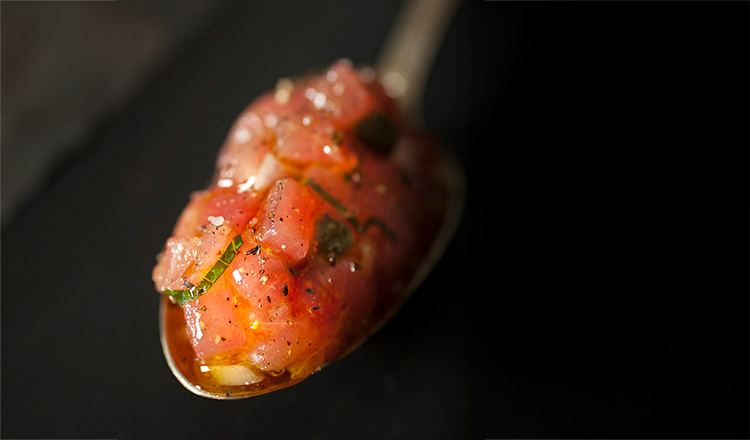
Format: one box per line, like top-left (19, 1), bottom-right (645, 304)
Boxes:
top-left (204, 260), bottom-right (228, 283)
top-left (305, 179), bottom-right (396, 242)
top-left (354, 112), bottom-right (398, 156)
top-left (232, 234), bottom-right (244, 250)
top-left (307, 180), bottom-right (348, 214)
top-left (315, 214), bottom-right (354, 264)
top-left (220, 247), bottom-right (235, 264)
top-left (163, 234), bottom-right (244, 306)
top-left (360, 216), bottom-right (397, 242)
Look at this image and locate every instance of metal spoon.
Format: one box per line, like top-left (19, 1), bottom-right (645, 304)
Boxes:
top-left (160, 0), bottom-right (465, 399)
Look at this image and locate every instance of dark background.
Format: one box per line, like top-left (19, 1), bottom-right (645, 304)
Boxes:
top-left (2, 1), bottom-right (748, 439)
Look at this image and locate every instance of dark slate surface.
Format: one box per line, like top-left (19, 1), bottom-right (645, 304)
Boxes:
top-left (2, 1), bottom-right (748, 439)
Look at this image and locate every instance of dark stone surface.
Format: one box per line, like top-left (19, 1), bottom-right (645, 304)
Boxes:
top-left (2, 1), bottom-right (748, 439)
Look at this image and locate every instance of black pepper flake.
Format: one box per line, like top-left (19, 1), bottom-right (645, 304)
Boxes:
top-left (282, 285), bottom-right (289, 296)
top-left (226, 391), bottom-right (232, 397)
top-left (305, 288), bottom-right (316, 294)
top-left (221, 337), bottom-right (226, 341)
top-left (312, 306), bottom-right (320, 311)
top-left (245, 245), bottom-right (261, 255)
top-left (267, 295), bottom-right (271, 303)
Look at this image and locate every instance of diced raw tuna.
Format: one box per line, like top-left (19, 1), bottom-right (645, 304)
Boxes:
top-left (154, 60), bottom-right (450, 397)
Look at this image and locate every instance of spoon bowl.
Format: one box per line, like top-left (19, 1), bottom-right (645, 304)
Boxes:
top-left (160, 139), bottom-right (464, 399)
top-left (159, 0), bottom-right (464, 399)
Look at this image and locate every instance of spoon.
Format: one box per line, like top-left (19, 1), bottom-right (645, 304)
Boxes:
top-left (160, 0), bottom-right (465, 399)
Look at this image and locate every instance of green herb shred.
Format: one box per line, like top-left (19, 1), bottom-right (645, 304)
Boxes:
top-left (163, 234), bottom-right (244, 306)
top-left (306, 179), bottom-right (396, 242)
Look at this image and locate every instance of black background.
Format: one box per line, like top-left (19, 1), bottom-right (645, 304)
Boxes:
top-left (2, 1), bottom-right (748, 439)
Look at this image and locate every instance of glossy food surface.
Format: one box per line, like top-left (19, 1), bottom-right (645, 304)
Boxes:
top-left (153, 61), bottom-right (449, 397)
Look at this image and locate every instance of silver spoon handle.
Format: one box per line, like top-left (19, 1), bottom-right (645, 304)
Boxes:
top-left (377, 0), bottom-right (460, 118)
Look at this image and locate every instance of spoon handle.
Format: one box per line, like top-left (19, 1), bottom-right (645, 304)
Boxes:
top-left (377, 0), bottom-right (461, 119)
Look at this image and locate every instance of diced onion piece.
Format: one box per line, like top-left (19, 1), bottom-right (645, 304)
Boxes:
top-left (252, 153), bottom-right (285, 192)
top-left (209, 365), bottom-right (263, 386)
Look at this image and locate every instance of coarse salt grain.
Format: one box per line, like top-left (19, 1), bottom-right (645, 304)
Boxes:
top-left (207, 215), bottom-right (225, 227)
